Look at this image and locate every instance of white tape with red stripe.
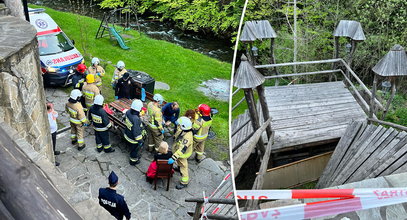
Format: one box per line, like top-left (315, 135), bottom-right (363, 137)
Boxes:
top-left (200, 173), bottom-right (232, 216)
top-left (237, 188), bottom-right (407, 220)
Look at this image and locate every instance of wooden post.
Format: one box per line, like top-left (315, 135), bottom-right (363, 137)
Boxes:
top-left (369, 74), bottom-right (378, 121)
top-left (256, 85), bottom-right (272, 139)
top-left (269, 38), bottom-right (279, 86)
top-left (192, 202), bottom-right (204, 220)
top-left (244, 88), bottom-right (265, 155)
top-left (382, 77), bottom-right (397, 120)
top-left (331, 36), bottom-right (340, 82)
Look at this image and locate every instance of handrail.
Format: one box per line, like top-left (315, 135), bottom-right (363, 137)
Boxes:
top-left (232, 97), bottom-right (245, 111)
top-left (339, 59), bottom-right (384, 110)
top-left (232, 118), bottom-right (251, 137)
top-left (233, 117), bottom-right (272, 177)
top-left (367, 118), bottom-right (407, 132)
top-left (185, 198), bottom-right (238, 220)
top-left (232, 88), bottom-right (241, 96)
top-left (255, 58), bottom-right (342, 69)
top-left (264, 69), bottom-right (342, 79)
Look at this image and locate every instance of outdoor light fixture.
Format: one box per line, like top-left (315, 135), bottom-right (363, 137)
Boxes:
top-left (345, 43), bottom-right (352, 53)
top-left (381, 80), bottom-right (391, 93)
top-left (251, 46), bottom-right (259, 57)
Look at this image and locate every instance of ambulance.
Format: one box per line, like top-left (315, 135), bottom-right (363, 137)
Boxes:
top-left (29, 8), bottom-right (84, 87)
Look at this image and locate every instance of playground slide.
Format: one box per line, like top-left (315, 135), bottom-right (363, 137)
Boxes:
top-left (109, 27), bottom-right (130, 50)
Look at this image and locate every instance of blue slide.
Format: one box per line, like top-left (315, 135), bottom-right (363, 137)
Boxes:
top-left (109, 27), bottom-right (130, 50)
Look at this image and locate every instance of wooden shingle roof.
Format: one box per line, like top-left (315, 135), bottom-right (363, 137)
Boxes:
top-left (240, 20), bottom-right (277, 42)
top-left (333, 20), bottom-right (366, 41)
top-left (372, 44), bottom-right (407, 77)
top-left (233, 54), bottom-right (265, 89)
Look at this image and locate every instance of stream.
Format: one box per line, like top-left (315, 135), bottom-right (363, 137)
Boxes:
top-left (28, 0), bottom-right (234, 62)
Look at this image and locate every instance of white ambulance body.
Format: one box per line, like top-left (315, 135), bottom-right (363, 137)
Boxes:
top-left (29, 8), bottom-right (83, 86)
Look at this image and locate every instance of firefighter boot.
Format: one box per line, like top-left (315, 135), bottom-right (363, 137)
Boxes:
top-left (78, 144), bottom-right (86, 151)
top-left (176, 183), bottom-right (188, 190)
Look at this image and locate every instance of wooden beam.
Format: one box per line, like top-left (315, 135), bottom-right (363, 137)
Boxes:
top-left (339, 59), bottom-right (384, 110)
top-left (256, 85), bottom-right (272, 139)
top-left (264, 69), bottom-right (342, 79)
top-left (232, 88), bottom-right (241, 96)
top-left (233, 118), bottom-right (272, 177)
top-left (255, 58), bottom-right (342, 69)
top-left (232, 97), bottom-right (246, 111)
top-left (367, 118), bottom-right (407, 132)
top-left (341, 70), bottom-right (372, 117)
top-left (244, 89), bottom-right (265, 155)
top-left (369, 74), bottom-right (378, 120)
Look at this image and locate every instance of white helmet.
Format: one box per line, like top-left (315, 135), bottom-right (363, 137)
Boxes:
top-left (153, 94), bottom-right (164, 104)
top-left (94, 95), bottom-right (104, 105)
top-left (70, 89), bottom-right (82, 99)
top-left (91, 57), bottom-right (100, 65)
top-left (131, 99), bottom-right (143, 111)
top-left (117, 61), bottom-right (125, 69)
top-left (177, 116), bottom-right (192, 131)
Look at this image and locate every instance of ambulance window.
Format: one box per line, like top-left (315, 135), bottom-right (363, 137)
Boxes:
top-left (37, 32), bottom-right (74, 56)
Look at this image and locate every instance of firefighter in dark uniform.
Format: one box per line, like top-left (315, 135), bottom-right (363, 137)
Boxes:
top-left (99, 171), bottom-right (131, 220)
top-left (89, 94), bottom-right (115, 153)
top-left (72, 63), bottom-right (87, 90)
top-left (124, 99), bottom-right (145, 166)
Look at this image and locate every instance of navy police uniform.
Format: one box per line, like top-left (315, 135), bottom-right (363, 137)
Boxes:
top-left (124, 109), bottom-right (144, 165)
top-left (98, 171), bottom-right (131, 220)
top-left (89, 104), bottom-right (114, 152)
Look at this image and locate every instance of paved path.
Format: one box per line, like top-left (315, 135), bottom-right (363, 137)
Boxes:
top-left (46, 88), bottom-right (230, 219)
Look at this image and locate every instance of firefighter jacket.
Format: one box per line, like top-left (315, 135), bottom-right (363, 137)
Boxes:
top-left (98, 188), bottom-right (131, 220)
top-left (115, 77), bottom-right (139, 99)
top-left (147, 102), bottom-right (163, 130)
top-left (192, 115), bottom-right (212, 142)
top-left (66, 99), bottom-right (88, 125)
top-left (89, 105), bottom-right (112, 132)
top-left (124, 109), bottom-right (143, 144)
top-left (72, 71), bottom-right (86, 90)
top-left (172, 130), bottom-right (193, 159)
top-left (88, 65), bottom-right (105, 86)
top-left (111, 68), bottom-right (127, 83)
top-left (82, 82), bottom-right (100, 109)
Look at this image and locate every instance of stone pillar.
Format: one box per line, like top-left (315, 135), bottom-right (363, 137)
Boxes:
top-left (3, 0), bottom-right (24, 19)
top-left (0, 16), bottom-right (54, 162)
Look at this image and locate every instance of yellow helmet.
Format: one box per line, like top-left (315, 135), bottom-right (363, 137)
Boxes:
top-left (86, 74), bottom-right (95, 83)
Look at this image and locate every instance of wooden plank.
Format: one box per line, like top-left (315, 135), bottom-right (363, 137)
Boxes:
top-left (262, 152), bottom-right (333, 189)
top-left (374, 136), bottom-right (407, 177)
top-left (317, 121), bottom-right (365, 188)
top-left (254, 58), bottom-right (342, 69)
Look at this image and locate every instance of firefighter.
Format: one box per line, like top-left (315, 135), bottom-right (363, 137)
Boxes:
top-left (89, 95), bottom-right (115, 153)
top-left (114, 72), bottom-right (139, 100)
top-left (66, 89), bottom-right (88, 150)
top-left (162, 102), bottom-right (180, 133)
top-left (72, 63), bottom-right (87, 90)
top-left (111, 61), bottom-right (127, 89)
top-left (170, 116), bottom-right (193, 189)
top-left (147, 94), bottom-right (165, 152)
top-left (124, 99), bottom-right (145, 165)
top-left (82, 74), bottom-right (100, 112)
top-left (88, 57), bottom-right (105, 88)
top-left (192, 104), bottom-right (213, 163)
top-left (98, 171), bottom-right (131, 220)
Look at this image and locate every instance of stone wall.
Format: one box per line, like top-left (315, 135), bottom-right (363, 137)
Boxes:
top-left (0, 15), bottom-right (53, 161)
top-left (3, 0), bottom-right (24, 19)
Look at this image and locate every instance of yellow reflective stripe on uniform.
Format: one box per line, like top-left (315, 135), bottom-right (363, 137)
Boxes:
top-left (193, 134), bottom-right (208, 139)
top-left (70, 118), bottom-right (82, 124)
top-left (196, 151), bottom-right (204, 155)
top-left (80, 117), bottom-right (87, 123)
top-left (180, 176), bottom-right (189, 184)
top-left (124, 134), bottom-right (138, 144)
top-left (97, 144), bottom-right (103, 149)
top-left (103, 145), bottom-right (112, 149)
top-left (67, 107), bottom-right (78, 118)
top-left (77, 139), bottom-right (84, 144)
top-left (192, 123), bottom-right (200, 129)
top-left (124, 117), bottom-right (133, 130)
top-left (94, 122), bottom-right (112, 131)
top-left (83, 91), bottom-right (95, 99)
top-left (91, 114), bottom-right (102, 124)
top-left (96, 81), bottom-right (102, 86)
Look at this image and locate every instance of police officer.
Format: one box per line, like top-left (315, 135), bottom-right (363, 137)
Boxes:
top-left (88, 57), bottom-right (105, 88)
top-left (66, 89), bottom-right (88, 150)
top-left (147, 94), bottom-right (165, 152)
top-left (82, 74), bottom-right (100, 112)
top-left (111, 61), bottom-right (127, 89)
top-left (89, 95), bottom-right (115, 153)
top-left (72, 63), bottom-right (87, 89)
top-left (124, 99), bottom-right (145, 165)
top-left (170, 116), bottom-right (193, 189)
top-left (192, 104), bottom-right (213, 163)
top-left (99, 171), bottom-right (131, 220)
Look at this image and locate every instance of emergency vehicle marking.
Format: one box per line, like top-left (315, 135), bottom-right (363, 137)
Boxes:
top-left (52, 53), bottom-right (80, 64)
top-left (35, 19), bottom-right (48, 29)
top-left (100, 198), bottom-right (116, 208)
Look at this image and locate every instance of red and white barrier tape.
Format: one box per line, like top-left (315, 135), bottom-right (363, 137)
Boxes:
top-left (200, 173), bottom-right (232, 216)
top-left (237, 188), bottom-right (407, 220)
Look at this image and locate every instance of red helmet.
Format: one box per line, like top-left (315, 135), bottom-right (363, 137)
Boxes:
top-left (76, 64), bottom-right (87, 73)
top-left (198, 104), bottom-right (211, 116)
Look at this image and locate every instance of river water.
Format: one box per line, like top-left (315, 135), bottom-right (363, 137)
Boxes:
top-left (28, 0), bottom-right (233, 62)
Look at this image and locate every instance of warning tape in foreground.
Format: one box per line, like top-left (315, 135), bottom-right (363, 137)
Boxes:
top-left (237, 188), bottom-right (407, 220)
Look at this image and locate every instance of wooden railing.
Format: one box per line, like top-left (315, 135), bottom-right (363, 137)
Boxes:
top-left (185, 198), bottom-right (238, 220)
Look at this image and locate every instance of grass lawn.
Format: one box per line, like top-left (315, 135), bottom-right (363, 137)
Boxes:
top-left (30, 5), bottom-right (232, 161)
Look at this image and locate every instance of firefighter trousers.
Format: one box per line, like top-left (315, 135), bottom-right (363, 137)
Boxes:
top-left (127, 141), bottom-right (143, 163)
top-left (95, 130), bottom-right (112, 152)
top-left (70, 123), bottom-right (85, 147)
top-left (193, 140), bottom-right (206, 160)
top-left (177, 157), bottom-right (189, 184)
top-left (147, 126), bottom-right (163, 152)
